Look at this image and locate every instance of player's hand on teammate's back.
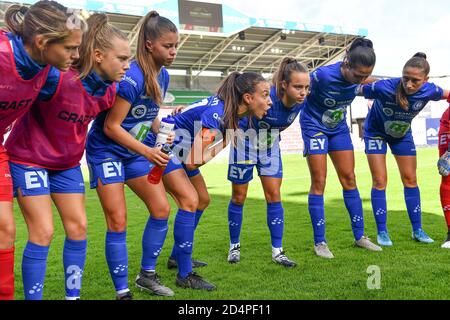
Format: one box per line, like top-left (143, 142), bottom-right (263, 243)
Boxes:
top-left (171, 105), bottom-right (185, 116)
top-left (438, 151), bottom-right (450, 177)
top-left (145, 146), bottom-right (170, 167)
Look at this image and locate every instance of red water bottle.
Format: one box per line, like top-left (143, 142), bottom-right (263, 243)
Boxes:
top-left (148, 144), bottom-right (172, 184)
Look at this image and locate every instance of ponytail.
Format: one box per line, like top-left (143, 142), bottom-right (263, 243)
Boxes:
top-left (74, 13), bottom-right (127, 79)
top-left (345, 37), bottom-right (376, 68)
top-left (135, 10), bottom-right (178, 105)
top-left (4, 4), bottom-right (28, 36)
top-left (272, 57), bottom-right (308, 99)
top-left (5, 1), bottom-right (87, 47)
top-left (217, 71), bottom-right (267, 131)
top-left (396, 52), bottom-right (430, 110)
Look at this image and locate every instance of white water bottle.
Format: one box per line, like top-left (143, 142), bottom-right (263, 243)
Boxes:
top-left (155, 116), bottom-right (175, 147)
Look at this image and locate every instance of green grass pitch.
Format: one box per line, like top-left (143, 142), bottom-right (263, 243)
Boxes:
top-left (11, 147), bottom-right (450, 300)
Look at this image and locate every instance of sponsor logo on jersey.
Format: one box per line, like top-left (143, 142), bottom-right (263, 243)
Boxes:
top-left (58, 110), bottom-right (95, 124)
top-left (258, 121), bottom-right (271, 129)
top-left (287, 112), bottom-right (297, 124)
top-left (0, 84), bottom-right (13, 90)
top-left (123, 76), bottom-right (137, 87)
top-left (324, 98), bottom-right (336, 107)
top-left (0, 99), bottom-right (33, 111)
top-left (412, 101), bottom-right (425, 111)
top-left (383, 108), bottom-right (394, 116)
top-left (131, 105), bottom-right (147, 119)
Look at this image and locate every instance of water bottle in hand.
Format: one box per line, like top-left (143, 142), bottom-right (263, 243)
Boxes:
top-left (148, 144), bottom-right (172, 184)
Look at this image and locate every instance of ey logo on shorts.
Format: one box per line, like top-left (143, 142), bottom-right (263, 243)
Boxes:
top-left (367, 139), bottom-right (384, 151)
top-left (310, 138), bottom-right (326, 151)
top-left (25, 171), bottom-right (48, 189)
top-left (229, 166), bottom-right (249, 180)
top-left (102, 162), bottom-right (122, 178)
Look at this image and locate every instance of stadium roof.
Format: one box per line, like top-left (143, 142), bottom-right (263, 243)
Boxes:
top-left (0, 0), bottom-right (367, 77)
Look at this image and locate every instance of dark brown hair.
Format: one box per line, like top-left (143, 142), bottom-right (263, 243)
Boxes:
top-left (217, 71), bottom-right (267, 131)
top-left (396, 52), bottom-right (430, 110)
top-left (135, 11), bottom-right (178, 104)
top-left (272, 57), bottom-right (308, 100)
top-left (345, 37), bottom-right (376, 68)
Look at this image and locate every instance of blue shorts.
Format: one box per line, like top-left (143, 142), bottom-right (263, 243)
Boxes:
top-left (364, 133), bottom-right (416, 156)
top-left (9, 162), bottom-right (85, 197)
top-left (302, 127), bottom-right (354, 156)
top-left (88, 156), bottom-right (154, 189)
top-left (227, 139), bottom-right (283, 184)
top-left (163, 156), bottom-right (200, 178)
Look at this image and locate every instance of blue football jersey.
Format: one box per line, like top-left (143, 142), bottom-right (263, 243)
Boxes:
top-left (241, 86), bottom-right (303, 132)
top-left (300, 62), bottom-right (359, 134)
top-left (86, 61), bottom-right (169, 162)
top-left (363, 78), bottom-right (443, 138)
top-left (145, 95), bottom-right (225, 151)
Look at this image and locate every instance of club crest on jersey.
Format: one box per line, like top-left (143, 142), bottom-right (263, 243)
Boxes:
top-left (383, 108), bottom-right (394, 117)
top-left (258, 121), bottom-right (271, 129)
top-left (131, 105), bottom-right (147, 119)
top-left (213, 113), bottom-right (220, 120)
top-left (324, 98), bottom-right (336, 107)
top-left (412, 101), bottom-right (424, 111)
top-left (287, 112), bottom-right (297, 124)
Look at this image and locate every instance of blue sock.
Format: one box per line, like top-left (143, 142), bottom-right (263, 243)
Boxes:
top-left (173, 209), bottom-right (195, 278)
top-left (308, 195), bottom-right (326, 244)
top-left (371, 189), bottom-right (388, 233)
top-left (404, 187), bottom-right (422, 232)
top-left (343, 189), bottom-right (365, 241)
top-left (170, 209), bottom-right (203, 258)
top-left (228, 201), bottom-right (244, 245)
top-left (105, 231), bottom-right (128, 292)
top-left (63, 238), bottom-right (87, 299)
top-left (141, 217), bottom-right (168, 271)
top-left (267, 202), bottom-right (284, 248)
top-left (22, 241), bottom-right (49, 300)
top-left (194, 210), bottom-right (203, 230)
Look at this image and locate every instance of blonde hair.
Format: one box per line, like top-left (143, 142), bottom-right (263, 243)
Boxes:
top-left (5, 1), bottom-right (87, 47)
top-left (73, 13), bottom-right (128, 79)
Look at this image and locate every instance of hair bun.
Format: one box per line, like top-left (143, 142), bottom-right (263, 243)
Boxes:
top-left (149, 11), bottom-right (160, 18)
top-left (413, 52), bottom-right (427, 60)
top-left (19, 6), bottom-right (28, 15)
top-left (349, 37), bottom-right (374, 51)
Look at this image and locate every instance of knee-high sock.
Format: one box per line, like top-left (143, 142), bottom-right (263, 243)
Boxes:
top-left (308, 195), bottom-right (326, 244)
top-left (173, 209), bottom-right (195, 278)
top-left (267, 202), bottom-right (284, 249)
top-left (0, 247), bottom-right (14, 300)
top-left (171, 209), bottom-right (203, 258)
top-left (441, 176), bottom-right (450, 231)
top-left (343, 189), bottom-right (365, 241)
top-left (404, 187), bottom-right (422, 232)
top-left (371, 189), bottom-right (388, 233)
top-left (194, 210), bottom-right (203, 230)
top-left (141, 217), bottom-right (168, 272)
top-left (22, 242), bottom-right (49, 300)
top-left (63, 238), bottom-right (87, 299)
top-left (105, 231), bottom-right (128, 292)
top-left (228, 201), bottom-right (244, 245)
